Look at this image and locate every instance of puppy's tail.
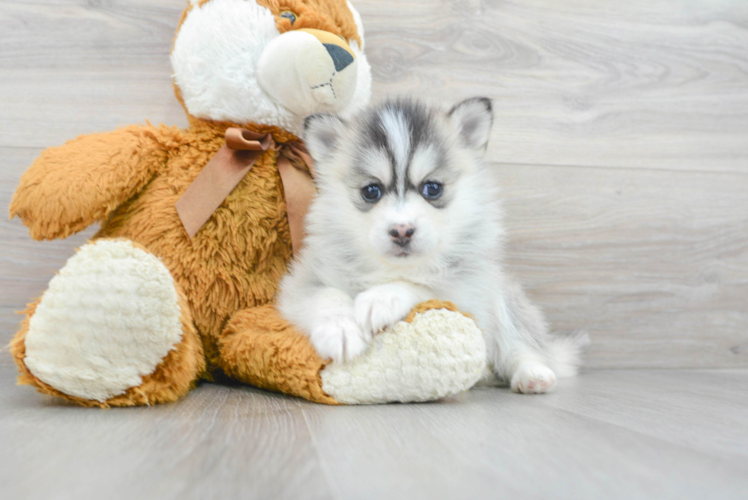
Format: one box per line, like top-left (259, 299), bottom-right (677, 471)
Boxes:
top-left (548, 331), bottom-right (590, 378)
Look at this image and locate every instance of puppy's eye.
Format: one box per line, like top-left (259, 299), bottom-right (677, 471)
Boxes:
top-left (279, 11), bottom-right (297, 25)
top-left (421, 182), bottom-right (443, 200)
top-left (361, 184), bottom-right (383, 203)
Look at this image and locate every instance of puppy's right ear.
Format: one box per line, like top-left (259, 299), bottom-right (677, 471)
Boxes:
top-left (448, 97), bottom-right (493, 153)
top-left (303, 113), bottom-right (347, 164)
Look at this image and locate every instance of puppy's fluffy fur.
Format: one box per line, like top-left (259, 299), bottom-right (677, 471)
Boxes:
top-left (279, 97), bottom-right (588, 393)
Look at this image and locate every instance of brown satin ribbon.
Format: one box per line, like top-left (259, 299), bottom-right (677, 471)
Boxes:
top-left (175, 127), bottom-right (315, 256)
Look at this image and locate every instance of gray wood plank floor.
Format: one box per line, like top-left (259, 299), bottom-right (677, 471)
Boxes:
top-left (1, 367), bottom-right (746, 500)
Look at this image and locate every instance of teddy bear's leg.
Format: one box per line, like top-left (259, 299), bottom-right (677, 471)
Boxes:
top-left (319, 301), bottom-right (488, 404)
top-left (9, 239), bottom-right (205, 407)
top-left (217, 305), bottom-right (339, 404)
top-left (216, 301), bottom-right (486, 405)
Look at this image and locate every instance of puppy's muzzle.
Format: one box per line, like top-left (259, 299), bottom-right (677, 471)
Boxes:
top-left (389, 224), bottom-right (415, 247)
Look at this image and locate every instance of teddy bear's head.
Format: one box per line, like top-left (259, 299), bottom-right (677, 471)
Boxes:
top-left (171, 0), bottom-right (371, 135)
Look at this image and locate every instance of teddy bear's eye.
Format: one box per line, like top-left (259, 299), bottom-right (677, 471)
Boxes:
top-left (279, 11), bottom-right (297, 25)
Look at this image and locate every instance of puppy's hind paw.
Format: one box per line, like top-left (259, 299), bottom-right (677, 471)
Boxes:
top-left (510, 363), bottom-right (557, 394)
top-left (310, 315), bottom-right (370, 363)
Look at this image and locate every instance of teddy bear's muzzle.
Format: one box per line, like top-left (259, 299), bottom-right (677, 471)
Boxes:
top-left (257, 28), bottom-right (359, 117)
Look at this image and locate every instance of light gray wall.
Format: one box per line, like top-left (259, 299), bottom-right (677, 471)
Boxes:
top-left (1, 0), bottom-right (746, 369)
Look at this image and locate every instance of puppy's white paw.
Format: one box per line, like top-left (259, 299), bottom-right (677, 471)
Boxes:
top-left (354, 284), bottom-right (421, 337)
top-left (310, 315), bottom-right (370, 363)
top-left (510, 363), bottom-right (557, 394)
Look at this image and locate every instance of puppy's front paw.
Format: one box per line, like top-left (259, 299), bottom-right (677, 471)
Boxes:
top-left (354, 283), bottom-right (422, 337)
top-left (310, 315), bottom-right (370, 363)
top-left (510, 363), bottom-right (557, 394)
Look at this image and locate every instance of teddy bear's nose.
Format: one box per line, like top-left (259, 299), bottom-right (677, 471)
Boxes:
top-left (323, 43), bottom-right (354, 72)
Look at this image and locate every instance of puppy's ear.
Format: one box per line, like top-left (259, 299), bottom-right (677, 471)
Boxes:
top-left (303, 113), bottom-right (347, 164)
top-left (448, 97), bottom-right (493, 152)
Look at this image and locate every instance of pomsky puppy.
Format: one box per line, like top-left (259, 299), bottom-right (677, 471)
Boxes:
top-left (278, 97), bottom-right (588, 393)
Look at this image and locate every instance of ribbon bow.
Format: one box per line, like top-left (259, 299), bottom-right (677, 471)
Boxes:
top-left (175, 128), bottom-right (316, 256)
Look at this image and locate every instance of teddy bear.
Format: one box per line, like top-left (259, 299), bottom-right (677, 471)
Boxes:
top-left (8, 0), bottom-right (486, 407)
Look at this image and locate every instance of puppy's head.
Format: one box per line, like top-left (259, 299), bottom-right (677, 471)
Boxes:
top-left (304, 97), bottom-right (495, 269)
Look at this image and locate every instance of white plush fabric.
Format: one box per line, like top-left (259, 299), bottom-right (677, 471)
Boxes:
top-left (256, 29), bottom-right (359, 118)
top-left (172, 0), bottom-right (372, 136)
top-left (320, 309), bottom-right (486, 404)
top-left (24, 240), bottom-right (183, 402)
top-left (172, 0), bottom-right (291, 129)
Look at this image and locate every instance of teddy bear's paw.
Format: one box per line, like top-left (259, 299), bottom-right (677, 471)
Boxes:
top-left (23, 239), bottom-right (185, 403)
top-left (510, 362), bottom-right (557, 394)
top-left (320, 308), bottom-right (487, 404)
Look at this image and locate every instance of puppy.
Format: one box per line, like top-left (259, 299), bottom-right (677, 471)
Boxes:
top-left (278, 97), bottom-right (588, 393)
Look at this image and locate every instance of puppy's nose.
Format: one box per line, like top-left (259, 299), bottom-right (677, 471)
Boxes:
top-left (324, 43), bottom-right (354, 72)
top-left (389, 224), bottom-right (415, 246)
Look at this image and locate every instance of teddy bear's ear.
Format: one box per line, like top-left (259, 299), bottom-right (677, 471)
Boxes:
top-left (447, 97), bottom-right (494, 153)
top-left (303, 113), bottom-right (347, 164)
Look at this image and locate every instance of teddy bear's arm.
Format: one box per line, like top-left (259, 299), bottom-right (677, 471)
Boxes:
top-left (9, 125), bottom-right (175, 240)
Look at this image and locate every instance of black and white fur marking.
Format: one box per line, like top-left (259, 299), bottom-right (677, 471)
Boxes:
top-left (279, 97), bottom-right (588, 394)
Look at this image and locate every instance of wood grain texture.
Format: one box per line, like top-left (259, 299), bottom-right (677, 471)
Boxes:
top-left (495, 163), bottom-right (748, 368)
top-left (0, 0), bottom-right (189, 148)
top-left (0, 367), bottom-right (332, 500)
top-left (3, 0), bottom-right (748, 171)
top-left (359, 0), bottom-right (748, 172)
top-left (2, 0), bottom-right (748, 171)
top-left (1, 367), bottom-right (747, 500)
top-left (1, 0), bottom-right (747, 371)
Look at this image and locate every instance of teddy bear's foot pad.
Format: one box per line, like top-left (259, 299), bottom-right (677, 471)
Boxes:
top-left (23, 239), bottom-right (184, 402)
top-left (320, 308), bottom-right (486, 404)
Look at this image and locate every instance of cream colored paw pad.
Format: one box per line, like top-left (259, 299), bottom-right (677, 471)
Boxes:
top-left (320, 309), bottom-right (486, 404)
top-left (24, 239), bottom-right (183, 402)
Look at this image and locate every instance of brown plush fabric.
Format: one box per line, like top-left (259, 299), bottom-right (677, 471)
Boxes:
top-left (218, 305), bottom-right (338, 405)
top-left (259, 0), bottom-right (362, 46)
top-left (9, 126), bottom-right (172, 241)
top-left (404, 300), bottom-right (474, 322)
top-left (8, 114), bottom-right (301, 394)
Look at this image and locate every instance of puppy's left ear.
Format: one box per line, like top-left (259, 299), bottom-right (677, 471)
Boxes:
top-left (448, 97), bottom-right (493, 153)
top-left (304, 113), bottom-right (347, 164)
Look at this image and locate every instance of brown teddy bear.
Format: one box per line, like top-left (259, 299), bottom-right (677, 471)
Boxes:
top-left (8, 0), bottom-right (486, 407)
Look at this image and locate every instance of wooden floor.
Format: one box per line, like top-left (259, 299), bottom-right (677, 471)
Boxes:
top-left (1, 1), bottom-right (747, 498)
top-left (1, 367), bottom-right (746, 500)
